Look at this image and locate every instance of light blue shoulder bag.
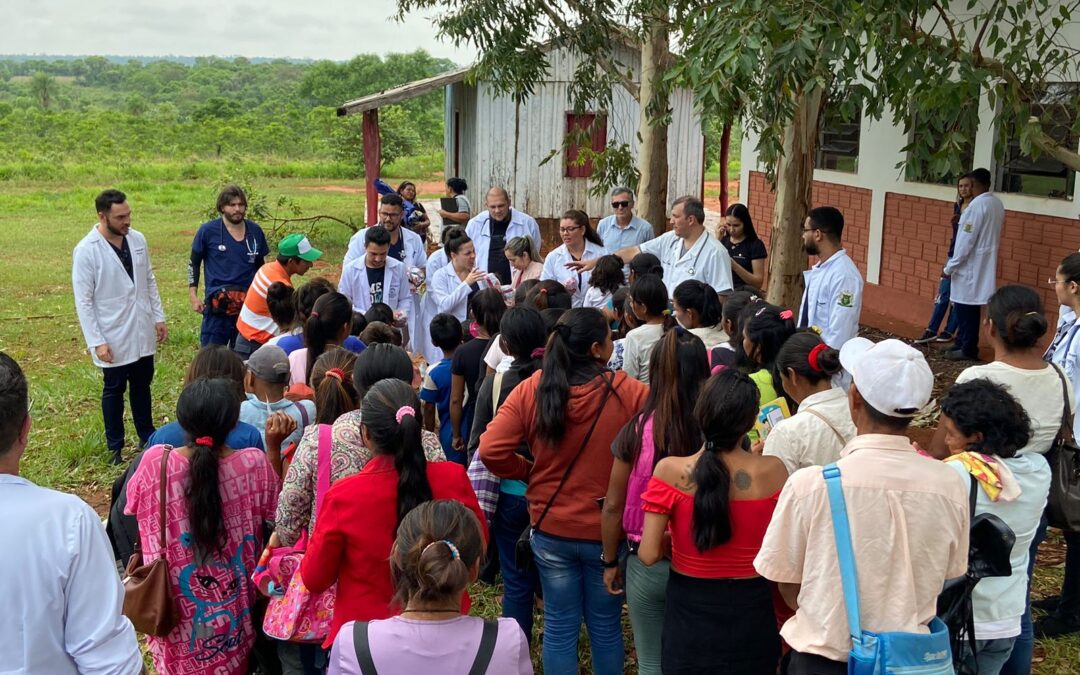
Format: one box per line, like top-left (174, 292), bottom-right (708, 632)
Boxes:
top-left (823, 463), bottom-right (955, 674)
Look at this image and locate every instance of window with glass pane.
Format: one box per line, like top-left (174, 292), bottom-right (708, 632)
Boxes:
top-left (815, 105), bottom-right (861, 173)
top-left (997, 83), bottom-right (1078, 200)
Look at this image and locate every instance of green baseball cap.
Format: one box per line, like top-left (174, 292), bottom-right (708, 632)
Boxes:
top-left (278, 233), bottom-right (322, 262)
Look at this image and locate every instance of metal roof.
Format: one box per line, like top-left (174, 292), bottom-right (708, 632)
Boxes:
top-left (336, 67), bottom-right (470, 116)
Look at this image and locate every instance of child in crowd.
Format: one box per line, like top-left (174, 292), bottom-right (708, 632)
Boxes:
top-left (628, 252), bottom-right (663, 285)
top-left (711, 288), bottom-right (763, 369)
top-left (607, 286), bottom-right (635, 371)
top-left (640, 369), bottom-right (786, 674)
top-left (672, 280), bottom-right (727, 351)
top-left (584, 254), bottom-right (626, 319)
top-left (450, 289), bottom-right (506, 460)
top-left (365, 302), bottom-right (395, 326)
top-left (739, 303), bottom-right (797, 440)
top-left (421, 313), bottom-right (465, 462)
top-left (239, 344), bottom-right (314, 460)
top-left (360, 321), bottom-right (400, 346)
top-left (288, 291), bottom-right (353, 388)
top-left (266, 281), bottom-right (297, 336)
top-left (273, 277), bottom-right (365, 355)
top-left (350, 311), bottom-right (367, 338)
top-left (623, 274), bottom-right (671, 383)
top-left (327, 500), bottom-right (531, 674)
top-left (484, 280), bottom-right (568, 375)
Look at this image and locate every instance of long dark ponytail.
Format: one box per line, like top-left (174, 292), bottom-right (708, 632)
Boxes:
top-left (361, 379), bottom-right (432, 528)
top-left (691, 369), bottom-right (760, 551)
top-left (741, 302), bottom-right (797, 398)
top-left (177, 378), bottom-right (241, 555)
top-left (304, 292), bottom-right (352, 384)
top-left (536, 307), bottom-right (611, 445)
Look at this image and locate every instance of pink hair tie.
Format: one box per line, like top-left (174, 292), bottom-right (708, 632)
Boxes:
top-left (531, 347), bottom-right (545, 359)
top-left (711, 364), bottom-right (726, 376)
top-left (325, 368), bottom-right (346, 382)
top-left (779, 309), bottom-right (794, 321)
top-left (395, 405), bottom-right (416, 424)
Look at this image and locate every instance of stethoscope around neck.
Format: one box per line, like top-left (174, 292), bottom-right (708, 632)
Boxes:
top-left (218, 219), bottom-right (258, 257)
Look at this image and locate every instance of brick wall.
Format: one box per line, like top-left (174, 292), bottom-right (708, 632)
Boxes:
top-left (746, 171), bottom-right (871, 276)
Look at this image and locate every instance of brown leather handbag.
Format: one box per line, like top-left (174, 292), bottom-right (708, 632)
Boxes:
top-left (122, 446), bottom-right (178, 636)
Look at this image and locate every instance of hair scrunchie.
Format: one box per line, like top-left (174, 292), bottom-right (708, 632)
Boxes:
top-left (808, 343), bottom-right (829, 373)
top-left (530, 347), bottom-right (546, 359)
top-left (325, 367), bottom-right (346, 382)
top-left (194, 436), bottom-right (214, 448)
top-left (779, 309), bottom-right (794, 321)
top-left (395, 405), bottom-right (416, 424)
top-left (422, 539), bottom-right (460, 560)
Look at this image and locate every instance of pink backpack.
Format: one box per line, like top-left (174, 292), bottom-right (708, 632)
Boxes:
top-left (253, 424), bottom-right (337, 643)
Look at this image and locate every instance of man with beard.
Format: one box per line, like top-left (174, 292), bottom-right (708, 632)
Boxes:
top-left (188, 185), bottom-right (269, 347)
top-left (73, 189), bottom-right (167, 464)
top-left (797, 206), bottom-right (864, 349)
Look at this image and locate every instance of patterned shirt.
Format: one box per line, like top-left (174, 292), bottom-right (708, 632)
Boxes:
top-left (275, 415), bottom-right (446, 546)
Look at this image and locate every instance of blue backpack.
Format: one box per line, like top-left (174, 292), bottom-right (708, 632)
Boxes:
top-left (823, 463), bottom-right (955, 674)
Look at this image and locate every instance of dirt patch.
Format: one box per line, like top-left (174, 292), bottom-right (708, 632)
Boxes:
top-left (299, 185), bottom-right (363, 194)
top-left (297, 180), bottom-right (447, 197)
top-left (74, 483), bottom-right (113, 519)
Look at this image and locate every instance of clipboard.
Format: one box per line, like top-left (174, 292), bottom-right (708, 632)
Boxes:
top-left (439, 197), bottom-right (459, 213)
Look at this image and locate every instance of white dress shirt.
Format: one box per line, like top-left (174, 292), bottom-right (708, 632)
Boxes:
top-left (638, 229), bottom-right (734, 296)
top-left (72, 226), bottom-right (166, 368)
top-left (0, 474), bottom-right (142, 675)
top-left (597, 214), bottom-right (655, 251)
top-left (540, 241), bottom-right (608, 307)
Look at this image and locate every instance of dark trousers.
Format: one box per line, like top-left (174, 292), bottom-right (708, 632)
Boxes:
top-left (782, 650), bottom-right (847, 675)
top-left (200, 310), bottom-right (240, 348)
top-left (491, 492), bottom-right (539, 641)
top-left (234, 334), bottom-right (263, 360)
top-left (952, 302), bottom-right (982, 357)
top-left (102, 355), bottom-right (156, 452)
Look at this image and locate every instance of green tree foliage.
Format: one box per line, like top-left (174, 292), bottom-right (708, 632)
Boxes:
top-left (0, 51), bottom-right (457, 176)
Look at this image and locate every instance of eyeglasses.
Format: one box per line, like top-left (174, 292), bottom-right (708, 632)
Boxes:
top-left (1048, 278), bottom-right (1070, 286)
top-left (611, 200), bottom-right (631, 209)
top-left (559, 225), bottom-right (584, 234)
top-left (801, 227), bottom-right (819, 233)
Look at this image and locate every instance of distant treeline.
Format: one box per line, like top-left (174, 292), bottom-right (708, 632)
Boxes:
top-left (0, 53), bottom-right (455, 180)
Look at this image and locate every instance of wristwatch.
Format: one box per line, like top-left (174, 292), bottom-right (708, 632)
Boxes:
top-left (600, 552), bottom-right (619, 569)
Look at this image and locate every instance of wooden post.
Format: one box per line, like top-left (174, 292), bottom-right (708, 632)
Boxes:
top-left (719, 122), bottom-right (732, 213)
top-left (363, 109), bottom-right (381, 226)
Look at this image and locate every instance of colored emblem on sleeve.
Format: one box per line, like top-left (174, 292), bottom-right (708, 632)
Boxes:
top-left (963, 222), bottom-right (973, 233)
top-left (838, 291), bottom-right (854, 308)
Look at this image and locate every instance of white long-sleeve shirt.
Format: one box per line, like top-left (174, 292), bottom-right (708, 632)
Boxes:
top-left (540, 241), bottom-right (608, 307)
top-left (428, 264), bottom-right (497, 322)
top-left (0, 474), bottom-right (143, 675)
top-left (72, 226), bottom-right (165, 368)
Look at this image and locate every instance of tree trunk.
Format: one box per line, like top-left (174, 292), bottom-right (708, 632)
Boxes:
top-left (637, 15), bottom-right (670, 236)
top-left (767, 87), bottom-right (824, 310)
top-left (719, 122), bottom-right (732, 213)
top-left (1032, 128), bottom-right (1080, 173)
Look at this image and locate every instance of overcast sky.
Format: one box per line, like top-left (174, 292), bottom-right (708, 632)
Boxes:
top-left (3, 0), bottom-right (476, 64)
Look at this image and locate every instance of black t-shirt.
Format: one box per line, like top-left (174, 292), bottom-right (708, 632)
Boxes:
top-left (452, 337), bottom-right (492, 408)
top-left (109, 237), bottom-right (134, 282)
top-left (389, 234), bottom-right (406, 263)
top-left (722, 236), bottom-right (768, 288)
top-left (366, 266), bottom-right (386, 305)
top-left (486, 218), bottom-right (512, 285)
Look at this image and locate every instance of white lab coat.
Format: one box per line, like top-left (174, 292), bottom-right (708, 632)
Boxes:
top-left (797, 249), bottom-right (864, 349)
top-left (944, 191), bottom-right (1004, 306)
top-left (72, 226), bottom-right (165, 368)
top-left (638, 229), bottom-right (734, 296)
top-left (1047, 305), bottom-right (1080, 438)
top-left (343, 225), bottom-right (428, 271)
top-left (540, 241), bottom-right (608, 307)
top-left (429, 263), bottom-right (497, 322)
top-left (465, 209), bottom-right (542, 273)
top-left (338, 255), bottom-right (413, 318)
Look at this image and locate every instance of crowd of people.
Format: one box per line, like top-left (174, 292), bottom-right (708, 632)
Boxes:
top-left (4, 168), bottom-right (1077, 675)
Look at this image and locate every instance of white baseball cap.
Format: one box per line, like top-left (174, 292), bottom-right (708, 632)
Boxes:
top-left (839, 337), bottom-right (934, 417)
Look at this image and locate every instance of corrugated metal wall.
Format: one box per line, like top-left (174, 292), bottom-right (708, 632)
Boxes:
top-left (442, 45), bottom-right (704, 223)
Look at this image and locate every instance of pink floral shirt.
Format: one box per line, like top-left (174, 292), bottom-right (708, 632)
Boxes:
top-left (125, 445), bottom-right (278, 675)
top-left (275, 413), bottom-right (446, 546)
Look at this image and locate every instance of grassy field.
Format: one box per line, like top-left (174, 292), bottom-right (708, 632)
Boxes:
top-left (1, 175), bottom-right (1078, 673)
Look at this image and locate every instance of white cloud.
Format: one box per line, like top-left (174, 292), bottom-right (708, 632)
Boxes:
top-left (2, 0), bottom-right (476, 64)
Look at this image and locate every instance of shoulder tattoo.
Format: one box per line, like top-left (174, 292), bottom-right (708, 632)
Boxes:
top-left (734, 470), bottom-right (752, 490)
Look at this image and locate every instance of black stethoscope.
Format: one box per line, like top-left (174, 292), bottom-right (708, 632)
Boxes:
top-left (218, 220), bottom-right (259, 258)
top-left (678, 236), bottom-right (708, 277)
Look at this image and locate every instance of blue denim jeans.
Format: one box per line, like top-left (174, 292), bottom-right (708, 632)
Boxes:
top-left (491, 492), bottom-right (538, 641)
top-left (200, 310), bottom-right (240, 348)
top-left (926, 276), bottom-right (960, 336)
top-left (957, 637), bottom-right (1015, 675)
top-left (531, 531), bottom-right (625, 675)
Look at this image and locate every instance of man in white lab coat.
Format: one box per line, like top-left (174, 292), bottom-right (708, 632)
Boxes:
top-left (0, 352), bottom-right (143, 674)
top-left (797, 206), bottom-right (864, 349)
top-left (942, 167), bottom-right (1005, 361)
top-left (72, 190), bottom-right (167, 464)
top-left (465, 187), bottom-right (542, 285)
top-left (339, 225), bottom-right (412, 329)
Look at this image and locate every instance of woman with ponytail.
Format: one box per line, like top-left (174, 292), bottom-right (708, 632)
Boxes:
top-left (601, 327), bottom-right (709, 675)
top-left (466, 306), bottom-right (547, 641)
top-left (740, 302), bottom-right (798, 441)
top-left (287, 291), bottom-right (353, 388)
top-left (623, 273), bottom-right (673, 383)
top-left (761, 331), bottom-right (856, 474)
top-left (125, 378), bottom-right (278, 675)
top-left (301, 379), bottom-right (485, 645)
top-left (327, 500), bottom-right (532, 673)
top-left (638, 369), bottom-right (786, 674)
top-left (480, 307), bottom-right (648, 675)
top-left (277, 345), bottom-right (445, 547)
